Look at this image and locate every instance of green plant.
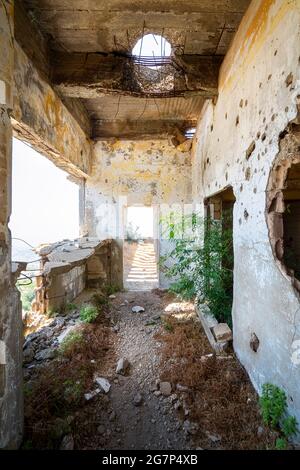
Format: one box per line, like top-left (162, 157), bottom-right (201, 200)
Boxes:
top-left (275, 437), bottom-right (287, 450)
top-left (163, 320), bottom-right (174, 332)
top-left (65, 303), bottom-right (77, 313)
top-left (259, 383), bottom-right (286, 428)
top-left (259, 383), bottom-right (298, 449)
top-left (59, 331), bottom-right (83, 355)
top-left (79, 304), bottom-right (99, 323)
top-left (105, 284), bottom-right (120, 296)
top-left (160, 211), bottom-right (234, 325)
top-left (282, 415), bottom-right (298, 438)
top-left (92, 293), bottom-right (108, 309)
top-left (63, 379), bottom-right (83, 404)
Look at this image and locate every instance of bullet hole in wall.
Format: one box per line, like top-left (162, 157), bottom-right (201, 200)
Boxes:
top-left (245, 168), bottom-right (251, 180)
top-left (285, 72), bottom-right (293, 87)
top-left (250, 333), bottom-right (260, 352)
top-left (246, 141), bottom-right (256, 160)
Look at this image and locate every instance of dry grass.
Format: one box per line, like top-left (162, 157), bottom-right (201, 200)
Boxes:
top-left (156, 317), bottom-right (278, 450)
top-left (23, 314), bottom-right (115, 449)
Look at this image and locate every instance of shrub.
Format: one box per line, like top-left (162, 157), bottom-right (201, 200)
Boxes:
top-left (160, 211), bottom-right (233, 324)
top-left (259, 383), bottom-right (298, 449)
top-left (259, 383), bottom-right (286, 428)
top-left (59, 331), bottom-right (83, 355)
top-left (79, 304), bottom-right (99, 323)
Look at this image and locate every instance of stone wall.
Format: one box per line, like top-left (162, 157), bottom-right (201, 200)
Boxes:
top-left (0, 0), bottom-right (23, 449)
top-left (84, 140), bottom-right (192, 287)
top-left (33, 239), bottom-right (117, 314)
top-left (191, 0), bottom-right (300, 426)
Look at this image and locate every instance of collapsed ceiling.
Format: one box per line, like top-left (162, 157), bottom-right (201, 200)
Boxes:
top-left (19, 0), bottom-right (251, 140)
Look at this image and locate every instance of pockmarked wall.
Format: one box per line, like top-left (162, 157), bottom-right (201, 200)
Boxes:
top-left (192, 0), bottom-right (300, 426)
top-left (84, 140), bottom-right (192, 286)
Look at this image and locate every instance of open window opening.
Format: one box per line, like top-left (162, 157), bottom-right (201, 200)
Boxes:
top-left (204, 187), bottom-right (235, 326)
top-left (267, 156), bottom-right (300, 291)
top-left (10, 138), bottom-right (79, 328)
top-left (123, 206), bottom-right (159, 291)
top-left (184, 127), bottom-right (196, 140)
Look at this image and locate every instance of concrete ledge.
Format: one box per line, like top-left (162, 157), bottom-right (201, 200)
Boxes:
top-left (195, 302), bottom-right (232, 355)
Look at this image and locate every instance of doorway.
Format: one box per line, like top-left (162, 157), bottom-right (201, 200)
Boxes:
top-left (123, 206), bottom-right (159, 291)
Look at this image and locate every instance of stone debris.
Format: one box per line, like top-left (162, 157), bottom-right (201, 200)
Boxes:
top-left (35, 348), bottom-right (56, 361)
top-left (116, 357), bottom-right (130, 375)
top-left (23, 345), bottom-right (35, 363)
top-left (84, 388), bottom-right (101, 401)
top-left (94, 376), bottom-right (111, 393)
top-left (109, 294), bottom-right (116, 299)
top-left (133, 393), bottom-right (143, 406)
top-left (176, 384), bottom-right (189, 392)
top-left (160, 381), bottom-right (172, 396)
top-left (132, 305), bottom-right (145, 313)
top-left (206, 431), bottom-right (222, 443)
top-left (212, 323), bottom-right (232, 342)
top-left (59, 434), bottom-right (74, 450)
top-left (183, 420), bottom-right (199, 435)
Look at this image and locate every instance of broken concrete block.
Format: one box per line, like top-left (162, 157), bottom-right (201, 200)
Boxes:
top-left (94, 376), bottom-right (111, 393)
top-left (35, 348), bottom-right (56, 361)
top-left (84, 388), bottom-right (101, 401)
top-left (116, 358), bottom-right (130, 375)
top-left (212, 323), bottom-right (232, 342)
top-left (132, 305), bottom-right (145, 313)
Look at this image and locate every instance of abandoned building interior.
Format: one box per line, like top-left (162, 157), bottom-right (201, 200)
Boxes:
top-left (1, 0), bottom-right (300, 451)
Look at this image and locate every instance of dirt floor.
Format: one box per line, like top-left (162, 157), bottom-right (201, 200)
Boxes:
top-left (23, 289), bottom-right (278, 450)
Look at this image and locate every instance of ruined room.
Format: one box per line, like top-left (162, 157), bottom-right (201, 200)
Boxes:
top-left (1, 0), bottom-right (300, 455)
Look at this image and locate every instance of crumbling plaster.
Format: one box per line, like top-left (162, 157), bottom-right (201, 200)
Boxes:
top-left (0, 0), bottom-right (23, 449)
top-left (192, 0), bottom-right (300, 425)
top-left (84, 140), bottom-right (192, 286)
top-left (13, 43), bottom-right (93, 178)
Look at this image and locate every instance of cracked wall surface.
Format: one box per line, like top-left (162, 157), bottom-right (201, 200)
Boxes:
top-left (192, 0), bottom-right (300, 428)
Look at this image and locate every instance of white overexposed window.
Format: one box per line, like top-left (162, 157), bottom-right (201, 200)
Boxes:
top-left (10, 138), bottom-right (79, 261)
top-left (132, 34), bottom-right (171, 69)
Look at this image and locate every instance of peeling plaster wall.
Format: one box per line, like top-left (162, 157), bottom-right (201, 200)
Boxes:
top-left (13, 43), bottom-right (93, 178)
top-left (84, 140), bottom-right (192, 287)
top-left (192, 0), bottom-right (300, 425)
top-left (0, 0), bottom-right (23, 449)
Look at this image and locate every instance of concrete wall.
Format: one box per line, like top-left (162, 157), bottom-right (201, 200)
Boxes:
top-left (84, 140), bottom-right (192, 287)
top-left (33, 239), bottom-right (117, 314)
top-left (13, 43), bottom-right (93, 178)
top-left (192, 0), bottom-right (300, 424)
top-left (0, 0), bottom-right (23, 449)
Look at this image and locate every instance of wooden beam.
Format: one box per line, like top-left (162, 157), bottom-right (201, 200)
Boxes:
top-left (51, 52), bottom-right (221, 99)
top-left (92, 119), bottom-right (196, 140)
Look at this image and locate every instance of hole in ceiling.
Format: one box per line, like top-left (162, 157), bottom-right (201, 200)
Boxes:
top-left (132, 34), bottom-right (171, 69)
top-left (185, 128), bottom-right (196, 139)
